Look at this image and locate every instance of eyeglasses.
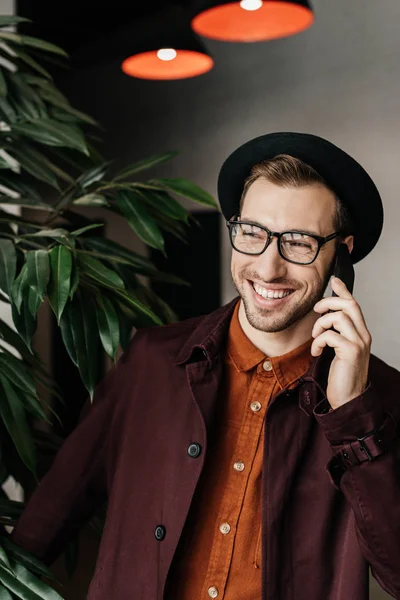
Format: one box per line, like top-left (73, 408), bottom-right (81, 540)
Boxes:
top-left (226, 219), bottom-right (341, 265)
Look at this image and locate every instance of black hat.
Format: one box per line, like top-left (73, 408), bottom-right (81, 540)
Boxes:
top-left (217, 132), bottom-right (384, 264)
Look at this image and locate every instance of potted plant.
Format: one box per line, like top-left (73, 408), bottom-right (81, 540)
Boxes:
top-left (0, 15), bottom-right (218, 599)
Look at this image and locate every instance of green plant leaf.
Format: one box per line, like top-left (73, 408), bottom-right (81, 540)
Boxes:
top-left (9, 149), bottom-right (59, 189)
top-left (0, 98), bottom-right (16, 125)
top-left (16, 48), bottom-right (53, 79)
top-left (11, 119), bottom-right (89, 155)
top-left (83, 237), bottom-right (158, 275)
top-left (11, 299), bottom-right (37, 351)
top-left (116, 190), bottom-right (164, 250)
top-left (47, 245), bottom-right (72, 324)
top-left (5, 72), bottom-right (48, 121)
top-left (0, 16), bottom-right (31, 26)
top-left (0, 31), bottom-right (68, 57)
top-left (0, 583), bottom-right (13, 599)
top-left (78, 255), bottom-right (125, 290)
top-left (69, 262), bottom-right (79, 300)
top-left (149, 209), bottom-right (189, 244)
top-left (71, 223), bottom-right (104, 237)
top-left (60, 292), bottom-right (100, 400)
top-left (11, 263), bottom-right (29, 313)
top-left (29, 80), bottom-right (98, 125)
top-left (59, 301), bottom-right (77, 366)
top-left (0, 69), bottom-right (7, 97)
top-left (27, 286), bottom-right (41, 317)
top-left (0, 195), bottom-right (54, 211)
top-left (73, 193), bottom-right (108, 207)
top-left (0, 353), bottom-right (37, 396)
top-left (152, 177), bottom-right (219, 208)
top-left (139, 285), bottom-right (178, 324)
top-left (0, 374), bottom-right (36, 474)
top-left (0, 561), bottom-right (63, 599)
top-left (11, 143), bottom-right (74, 185)
top-left (77, 162), bottom-right (111, 188)
top-left (0, 238), bottom-right (16, 296)
top-left (22, 390), bottom-right (50, 423)
top-left (114, 290), bottom-right (162, 326)
top-left (0, 319), bottom-right (38, 363)
top-left (50, 102), bottom-right (98, 126)
top-left (26, 249), bottom-right (50, 302)
top-left (1, 538), bottom-right (57, 583)
top-left (114, 151), bottom-right (179, 180)
top-left (0, 546), bottom-right (13, 575)
top-left (95, 293), bottom-right (120, 361)
top-left (0, 174), bottom-right (50, 204)
top-left (138, 189), bottom-right (189, 222)
top-left (26, 228), bottom-right (70, 239)
top-left (77, 250), bottom-right (133, 267)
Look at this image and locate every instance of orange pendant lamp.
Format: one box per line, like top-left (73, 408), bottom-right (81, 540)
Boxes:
top-left (191, 0), bottom-right (314, 43)
top-left (121, 28), bottom-right (214, 80)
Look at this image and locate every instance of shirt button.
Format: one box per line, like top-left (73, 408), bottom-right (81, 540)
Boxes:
top-left (263, 360), bottom-right (273, 371)
top-left (208, 587), bottom-right (219, 598)
top-left (187, 443), bottom-right (202, 458)
top-left (250, 401), bottom-right (262, 412)
top-left (154, 525), bottom-right (166, 541)
top-left (219, 522), bottom-right (231, 535)
top-left (233, 461), bottom-right (245, 472)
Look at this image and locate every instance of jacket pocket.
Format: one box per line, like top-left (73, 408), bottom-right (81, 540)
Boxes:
top-left (253, 524), bottom-right (262, 569)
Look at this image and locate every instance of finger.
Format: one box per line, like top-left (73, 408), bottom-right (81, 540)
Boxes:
top-left (311, 329), bottom-right (353, 357)
top-left (312, 311), bottom-right (362, 344)
top-left (330, 276), bottom-right (353, 299)
top-left (314, 299), bottom-right (370, 345)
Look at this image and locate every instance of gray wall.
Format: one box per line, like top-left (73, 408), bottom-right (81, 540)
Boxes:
top-left (48, 1), bottom-right (400, 597)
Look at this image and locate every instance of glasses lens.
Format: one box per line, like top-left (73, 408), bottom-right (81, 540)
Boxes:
top-left (230, 222), bottom-right (268, 254)
top-left (280, 232), bottom-right (318, 263)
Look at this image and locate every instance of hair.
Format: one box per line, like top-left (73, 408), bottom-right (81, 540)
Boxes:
top-left (239, 154), bottom-right (354, 241)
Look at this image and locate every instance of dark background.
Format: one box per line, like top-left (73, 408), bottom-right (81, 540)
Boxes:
top-left (16, 0), bottom-right (222, 437)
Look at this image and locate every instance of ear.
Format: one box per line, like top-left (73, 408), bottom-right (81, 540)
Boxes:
top-left (342, 235), bottom-right (354, 254)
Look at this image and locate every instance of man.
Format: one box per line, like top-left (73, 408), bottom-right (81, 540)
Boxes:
top-left (11, 133), bottom-right (400, 600)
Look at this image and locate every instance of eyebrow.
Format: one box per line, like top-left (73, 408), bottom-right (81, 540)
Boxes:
top-left (239, 218), bottom-right (321, 237)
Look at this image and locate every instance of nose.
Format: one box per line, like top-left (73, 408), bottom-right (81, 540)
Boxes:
top-left (254, 236), bottom-right (288, 278)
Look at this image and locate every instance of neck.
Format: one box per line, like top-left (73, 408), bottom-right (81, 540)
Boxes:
top-left (237, 299), bottom-right (318, 358)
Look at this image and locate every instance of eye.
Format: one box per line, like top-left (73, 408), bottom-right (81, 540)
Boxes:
top-left (239, 224), bottom-right (264, 237)
top-left (288, 241), bottom-right (313, 249)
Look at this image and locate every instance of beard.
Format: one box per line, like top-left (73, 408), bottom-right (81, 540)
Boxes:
top-left (232, 266), bottom-right (333, 334)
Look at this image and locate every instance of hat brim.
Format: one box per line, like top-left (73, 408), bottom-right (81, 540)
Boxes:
top-left (217, 132), bottom-right (383, 264)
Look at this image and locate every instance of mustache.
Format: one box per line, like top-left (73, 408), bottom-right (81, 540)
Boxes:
top-left (241, 271), bottom-right (297, 289)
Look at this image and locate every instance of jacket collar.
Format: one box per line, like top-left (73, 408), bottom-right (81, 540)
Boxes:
top-left (174, 296), bottom-right (334, 405)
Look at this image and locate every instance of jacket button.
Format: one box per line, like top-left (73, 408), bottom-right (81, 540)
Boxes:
top-left (155, 525), bottom-right (166, 541)
top-left (188, 443), bottom-right (202, 458)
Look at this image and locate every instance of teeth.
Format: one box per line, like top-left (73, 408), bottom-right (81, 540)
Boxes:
top-left (253, 283), bottom-right (292, 300)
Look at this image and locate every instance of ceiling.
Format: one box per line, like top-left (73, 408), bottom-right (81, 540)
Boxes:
top-left (16, 0), bottom-right (189, 64)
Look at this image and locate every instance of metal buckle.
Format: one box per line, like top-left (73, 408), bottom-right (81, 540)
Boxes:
top-left (357, 414), bottom-right (397, 461)
top-left (357, 431), bottom-right (376, 461)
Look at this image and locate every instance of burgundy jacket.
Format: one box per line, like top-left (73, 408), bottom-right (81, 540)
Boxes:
top-left (11, 298), bottom-right (400, 599)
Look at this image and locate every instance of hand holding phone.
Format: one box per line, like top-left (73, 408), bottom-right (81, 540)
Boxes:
top-left (331, 243), bottom-right (354, 297)
top-left (327, 243), bottom-right (355, 334)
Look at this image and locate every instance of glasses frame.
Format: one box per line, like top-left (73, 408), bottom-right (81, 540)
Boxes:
top-left (226, 219), bottom-right (342, 265)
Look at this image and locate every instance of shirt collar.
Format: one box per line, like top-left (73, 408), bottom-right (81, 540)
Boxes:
top-left (227, 299), bottom-right (314, 390)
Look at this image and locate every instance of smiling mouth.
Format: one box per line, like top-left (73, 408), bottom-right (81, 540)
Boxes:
top-left (249, 280), bottom-right (296, 301)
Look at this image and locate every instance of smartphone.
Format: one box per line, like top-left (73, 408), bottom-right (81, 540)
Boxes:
top-left (325, 244), bottom-right (355, 338)
top-left (331, 243), bottom-right (355, 296)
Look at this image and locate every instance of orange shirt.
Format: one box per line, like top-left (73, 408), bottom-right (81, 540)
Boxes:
top-left (165, 300), bottom-right (314, 600)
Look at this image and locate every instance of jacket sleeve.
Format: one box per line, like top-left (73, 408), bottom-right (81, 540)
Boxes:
top-left (314, 378), bottom-right (400, 599)
top-left (10, 329), bottom-right (145, 566)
